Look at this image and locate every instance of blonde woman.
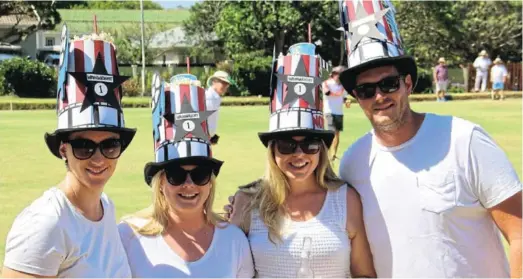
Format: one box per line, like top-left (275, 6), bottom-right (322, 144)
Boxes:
top-left (118, 74), bottom-right (254, 278)
top-left (228, 43), bottom-right (376, 278)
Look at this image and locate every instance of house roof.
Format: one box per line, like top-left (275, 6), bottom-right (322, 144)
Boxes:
top-left (57, 9), bottom-right (189, 24)
top-left (54, 9), bottom-right (190, 36)
top-left (0, 14), bottom-right (39, 27)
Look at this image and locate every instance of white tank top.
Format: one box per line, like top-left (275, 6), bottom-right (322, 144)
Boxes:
top-left (248, 185), bottom-right (351, 278)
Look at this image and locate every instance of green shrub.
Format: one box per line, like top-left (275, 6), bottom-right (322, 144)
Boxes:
top-left (0, 58), bottom-right (57, 98)
top-left (122, 78), bottom-right (142, 97)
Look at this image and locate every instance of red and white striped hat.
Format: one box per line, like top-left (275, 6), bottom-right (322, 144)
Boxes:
top-left (143, 73), bottom-right (223, 186)
top-left (44, 24), bottom-right (136, 159)
top-left (338, 0), bottom-right (417, 94)
top-left (258, 42), bottom-right (334, 148)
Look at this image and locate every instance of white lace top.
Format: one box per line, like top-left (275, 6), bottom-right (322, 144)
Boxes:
top-left (248, 185), bottom-right (351, 278)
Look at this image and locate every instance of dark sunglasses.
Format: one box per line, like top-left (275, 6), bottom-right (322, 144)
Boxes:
top-left (275, 138), bottom-right (322, 155)
top-left (165, 166), bottom-right (213, 186)
top-left (62, 138), bottom-right (123, 160)
top-left (353, 75), bottom-right (404, 100)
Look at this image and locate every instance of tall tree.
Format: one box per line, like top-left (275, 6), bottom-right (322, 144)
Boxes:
top-left (0, 1), bottom-right (60, 43)
top-left (182, 0), bottom-right (227, 62)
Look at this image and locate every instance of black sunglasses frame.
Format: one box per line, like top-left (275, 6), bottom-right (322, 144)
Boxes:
top-left (353, 75), bottom-right (405, 100)
top-left (62, 138), bottom-right (124, 160)
top-left (274, 138), bottom-right (323, 155)
top-left (164, 165), bottom-right (214, 186)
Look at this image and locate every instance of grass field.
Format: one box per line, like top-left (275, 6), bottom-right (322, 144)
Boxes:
top-left (0, 99), bottom-right (521, 268)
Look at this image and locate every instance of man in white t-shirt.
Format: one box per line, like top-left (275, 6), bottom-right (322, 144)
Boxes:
top-left (490, 57), bottom-right (509, 100)
top-left (473, 50), bottom-right (492, 92)
top-left (205, 70), bottom-right (235, 145)
top-left (322, 66), bottom-right (351, 161)
top-left (336, 2), bottom-right (521, 277)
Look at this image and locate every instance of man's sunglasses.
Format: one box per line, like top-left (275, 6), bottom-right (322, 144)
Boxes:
top-left (353, 75), bottom-right (404, 100)
top-left (165, 165), bottom-right (213, 186)
top-left (62, 138), bottom-right (123, 160)
top-left (275, 138), bottom-right (322, 155)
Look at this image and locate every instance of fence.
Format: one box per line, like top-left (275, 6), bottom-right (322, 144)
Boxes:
top-left (466, 62), bottom-right (522, 92)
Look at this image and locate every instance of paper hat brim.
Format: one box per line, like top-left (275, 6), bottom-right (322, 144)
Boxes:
top-left (206, 76), bottom-right (237, 88)
top-left (339, 55), bottom-right (417, 97)
top-left (258, 129), bottom-right (335, 148)
top-left (143, 156), bottom-right (224, 186)
top-left (44, 127), bottom-right (137, 159)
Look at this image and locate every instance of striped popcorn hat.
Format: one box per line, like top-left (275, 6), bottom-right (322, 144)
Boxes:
top-left (143, 73), bottom-right (223, 186)
top-left (44, 24), bottom-right (136, 159)
top-left (338, 0), bottom-right (417, 94)
top-left (258, 42), bottom-right (335, 148)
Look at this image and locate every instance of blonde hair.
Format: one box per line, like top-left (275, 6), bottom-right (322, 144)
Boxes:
top-left (122, 170), bottom-right (225, 236)
top-left (244, 140), bottom-right (345, 243)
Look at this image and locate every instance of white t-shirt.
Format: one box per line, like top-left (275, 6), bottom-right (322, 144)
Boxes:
top-left (3, 187), bottom-right (132, 277)
top-left (205, 87), bottom-right (221, 137)
top-left (322, 79), bottom-right (347, 115)
top-left (491, 65), bottom-right (508, 83)
top-left (339, 113), bottom-right (521, 278)
top-left (118, 219), bottom-right (254, 278)
top-left (473, 57), bottom-right (492, 74)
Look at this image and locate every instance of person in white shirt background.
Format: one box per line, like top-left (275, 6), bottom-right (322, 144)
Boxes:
top-left (473, 50), bottom-right (492, 92)
top-left (2, 25), bottom-right (135, 278)
top-left (322, 66), bottom-right (351, 161)
top-left (336, 1), bottom-right (522, 277)
top-left (118, 73), bottom-right (254, 278)
top-left (205, 70), bottom-right (236, 145)
top-left (490, 57), bottom-right (509, 100)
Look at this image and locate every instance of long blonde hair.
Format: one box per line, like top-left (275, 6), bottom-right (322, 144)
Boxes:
top-left (122, 170), bottom-right (225, 236)
top-left (245, 140), bottom-right (345, 243)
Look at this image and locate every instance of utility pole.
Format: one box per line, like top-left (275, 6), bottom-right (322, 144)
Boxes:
top-left (140, 0), bottom-right (146, 96)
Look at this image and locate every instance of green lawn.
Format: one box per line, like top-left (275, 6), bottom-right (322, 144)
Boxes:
top-left (0, 99), bottom-right (520, 269)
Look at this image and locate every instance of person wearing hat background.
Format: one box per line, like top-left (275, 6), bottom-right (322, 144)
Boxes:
top-left (117, 73), bottom-right (254, 278)
top-left (2, 26), bottom-right (135, 277)
top-left (337, 1), bottom-right (521, 277)
top-left (433, 57), bottom-right (449, 102)
top-left (205, 70), bottom-right (235, 145)
top-left (473, 50), bottom-right (492, 92)
top-left (227, 43), bottom-right (376, 278)
top-left (490, 57), bottom-right (509, 100)
top-left (321, 65), bottom-right (351, 161)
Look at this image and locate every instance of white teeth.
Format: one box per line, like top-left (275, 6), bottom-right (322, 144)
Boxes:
top-left (87, 168), bottom-right (105, 174)
top-left (180, 193), bottom-right (197, 198)
top-left (291, 161), bottom-right (307, 168)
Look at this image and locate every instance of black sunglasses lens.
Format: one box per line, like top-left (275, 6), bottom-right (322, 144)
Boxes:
top-left (69, 139), bottom-right (96, 159)
top-left (189, 167), bottom-right (213, 186)
top-left (300, 140), bottom-right (321, 154)
top-left (166, 167), bottom-right (187, 186)
top-left (354, 84), bottom-right (377, 100)
top-left (379, 76), bottom-right (401, 93)
top-left (100, 139), bottom-right (122, 159)
top-left (276, 140), bottom-right (296, 154)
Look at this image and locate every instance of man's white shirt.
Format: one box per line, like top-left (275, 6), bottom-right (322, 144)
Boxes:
top-left (339, 113), bottom-right (521, 277)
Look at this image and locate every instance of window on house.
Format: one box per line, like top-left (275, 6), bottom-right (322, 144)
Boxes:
top-left (45, 37), bottom-right (54, 46)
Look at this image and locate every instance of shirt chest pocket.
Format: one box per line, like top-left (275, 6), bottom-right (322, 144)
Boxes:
top-left (417, 171), bottom-right (457, 213)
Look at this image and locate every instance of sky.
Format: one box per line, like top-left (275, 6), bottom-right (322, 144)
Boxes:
top-left (153, 0), bottom-right (200, 9)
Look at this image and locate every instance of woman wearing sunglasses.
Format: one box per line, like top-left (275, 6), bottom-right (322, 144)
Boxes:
top-left (228, 44), bottom-right (376, 278)
top-left (2, 29), bottom-right (135, 277)
top-left (118, 74), bottom-right (254, 278)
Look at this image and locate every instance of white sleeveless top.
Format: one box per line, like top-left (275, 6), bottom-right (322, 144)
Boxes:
top-left (248, 185), bottom-right (351, 278)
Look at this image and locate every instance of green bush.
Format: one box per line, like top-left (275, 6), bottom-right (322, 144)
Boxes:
top-left (413, 67), bottom-right (433, 94)
top-left (230, 51), bottom-right (273, 97)
top-left (122, 78), bottom-right (142, 97)
top-left (0, 58), bottom-right (57, 98)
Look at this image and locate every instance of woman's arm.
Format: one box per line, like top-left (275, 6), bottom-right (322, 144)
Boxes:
top-left (346, 187), bottom-right (377, 278)
top-left (229, 191), bottom-right (254, 235)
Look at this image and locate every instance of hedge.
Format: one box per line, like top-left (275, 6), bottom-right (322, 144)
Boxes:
top-left (0, 92), bottom-right (520, 110)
